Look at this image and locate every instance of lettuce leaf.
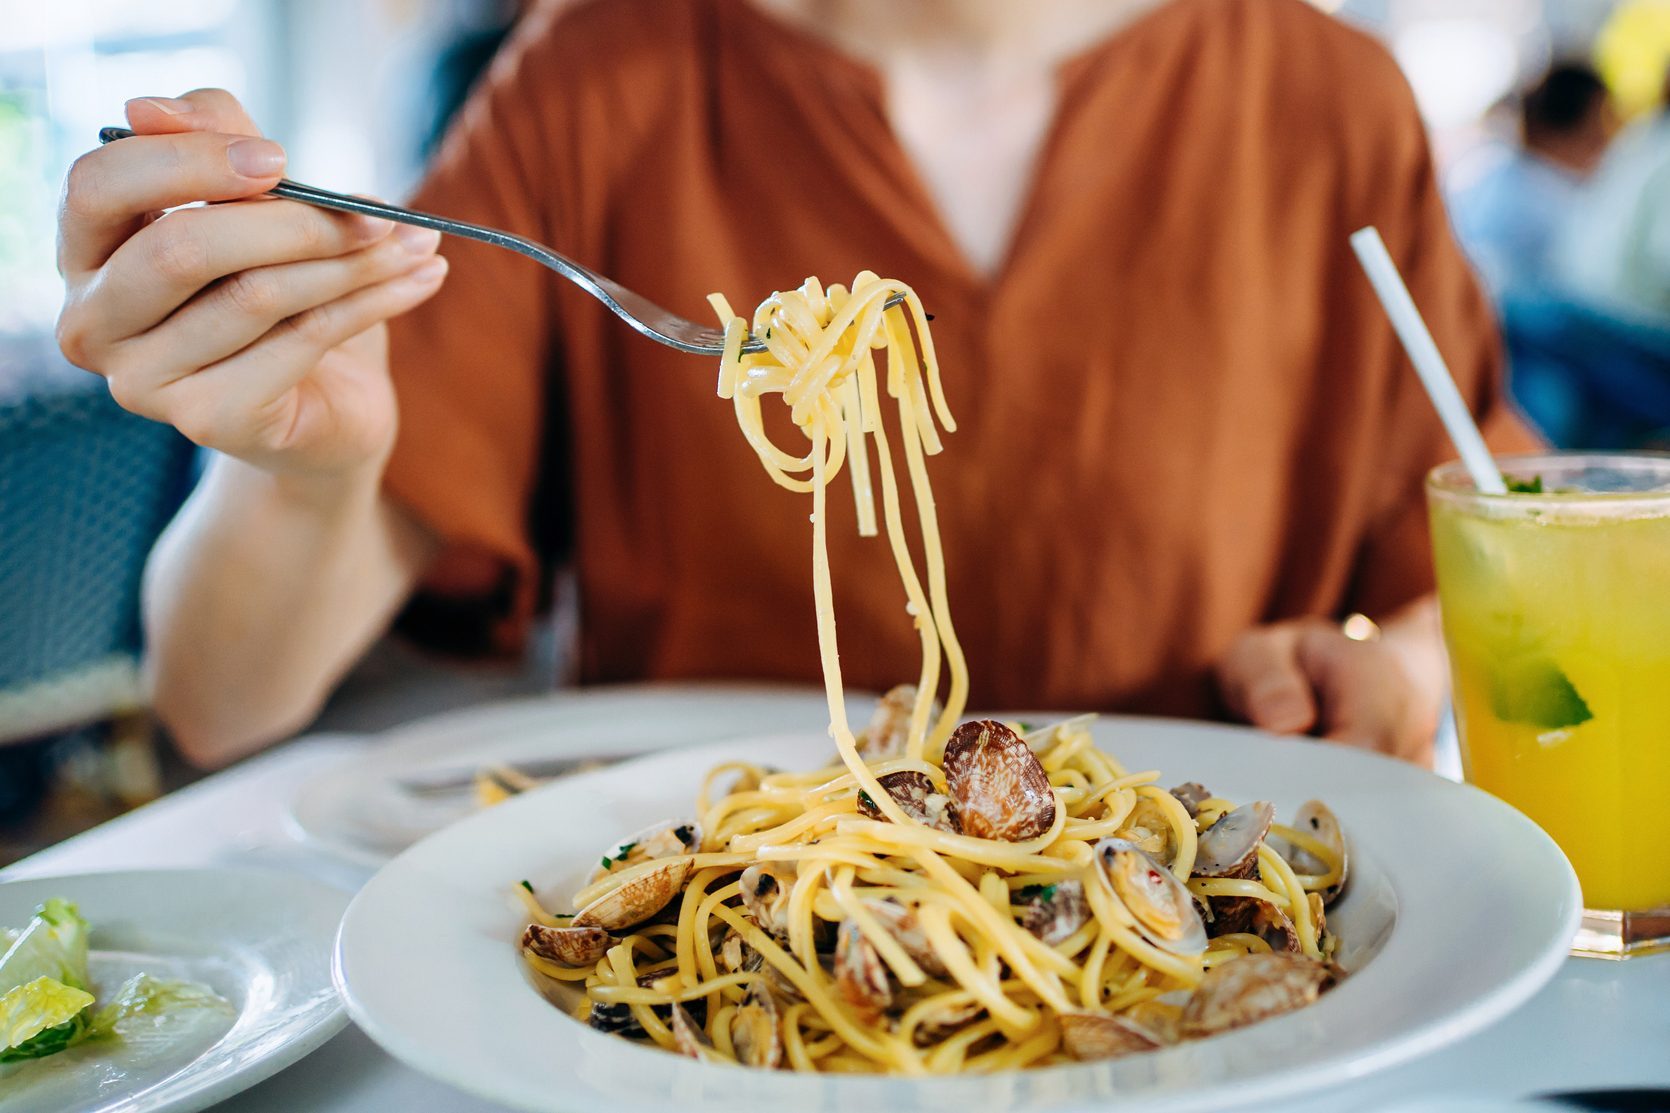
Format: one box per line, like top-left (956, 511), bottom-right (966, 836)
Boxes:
top-left (1, 899), bottom-right (91, 995)
top-left (0, 976), bottom-right (95, 1061)
top-left (85, 973), bottom-right (232, 1040)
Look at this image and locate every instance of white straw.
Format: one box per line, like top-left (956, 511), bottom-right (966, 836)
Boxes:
top-left (1349, 226), bottom-right (1506, 495)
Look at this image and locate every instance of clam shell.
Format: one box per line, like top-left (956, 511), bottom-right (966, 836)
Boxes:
top-left (1193, 802), bottom-right (1275, 879)
top-left (857, 770), bottom-right (960, 833)
top-left (589, 819), bottom-right (702, 884)
top-left (1114, 797), bottom-right (1179, 869)
top-left (1180, 952), bottom-right (1333, 1038)
top-left (1251, 901), bottom-right (1301, 954)
top-left (913, 996), bottom-right (984, 1045)
top-left (573, 858), bottom-right (694, 931)
top-left (1096, 838), bottom-right (1207, 955)
top-left (856, 684), bottom-right (938, 761)
top-left (521, 922), bottom-right (614, 966)
top-left (739, 863), bottom-right (796, 940)
top-left (718, 927), bottom-right (803, 1003)
top-left (1169, 782), bottom-right (1212, 819)
top-left (859, 898), bottom-right (948, 977)
top-left (942, 720), bottom-right (1056, 842)
top-left (670, 1002), bottom-right (717, 1061)
top-left (1122, 1000), bottom-right (1183, 1045)
top-left (1308, 891), bottom-right (1327, 946)
top-left (1058, 1011), bottom-right (1164, 1060)
top-left (1291, 800), bottom-right (1349, 905)
top-left (730, 982), bottom-right (783, 1068)
top-left (834, 920), bottom-right (893, 1023)
top-left (1016, 879), bottom-right (1091, 947)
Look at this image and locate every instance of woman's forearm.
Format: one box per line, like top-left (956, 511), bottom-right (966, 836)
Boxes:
top-left (141, 455), bottom-right (436, 766)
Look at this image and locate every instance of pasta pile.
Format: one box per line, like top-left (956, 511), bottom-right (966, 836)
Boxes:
top-left (514, 276), bottom-right (1348, 1073)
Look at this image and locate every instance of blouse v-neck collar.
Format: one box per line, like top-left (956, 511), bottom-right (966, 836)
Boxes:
top-left (722, 0), bottom-right (1202, 296)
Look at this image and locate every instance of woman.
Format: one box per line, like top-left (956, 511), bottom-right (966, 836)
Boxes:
top-left (54, 0), bottom-right (1534, 768)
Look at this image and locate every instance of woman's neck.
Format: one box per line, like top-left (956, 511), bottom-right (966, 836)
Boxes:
top-left (747, 0), bottom-right (1172, 278)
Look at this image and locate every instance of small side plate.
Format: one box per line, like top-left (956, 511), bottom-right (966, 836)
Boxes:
top-left (0, 868), bottom-right (349, 1113)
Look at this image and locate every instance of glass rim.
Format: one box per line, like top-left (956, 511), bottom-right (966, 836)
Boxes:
top-left (1426, 451), bottom-right (1670, 512)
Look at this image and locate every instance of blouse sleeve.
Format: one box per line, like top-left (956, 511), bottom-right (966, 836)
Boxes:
top-left (381, 7), bottom-right (576, 655)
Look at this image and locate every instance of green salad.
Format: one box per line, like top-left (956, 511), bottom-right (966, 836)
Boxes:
top-left (1, 899), bottom-right (229, 1064)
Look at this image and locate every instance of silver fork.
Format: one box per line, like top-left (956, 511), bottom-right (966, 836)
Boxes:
top-left (100, 126), bottom-right (906, 356)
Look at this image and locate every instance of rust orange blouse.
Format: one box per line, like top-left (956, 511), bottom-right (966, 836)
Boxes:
top-left (383, 0), bottom-right (1537, 717)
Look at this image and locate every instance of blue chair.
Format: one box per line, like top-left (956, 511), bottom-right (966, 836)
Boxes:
top-left (1500, 292), bottom-right (1670, 449)
top-left (0, 347), bottom-right (196, 818)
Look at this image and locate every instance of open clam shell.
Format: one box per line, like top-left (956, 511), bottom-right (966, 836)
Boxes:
top-left (573, 858), bottom-right (694, 931)
top-left (942, 720), bottom-right (1056, 842)
top-left (1095, 837), bottom-right (1207, 955)
top-left (1016, 879), bottom-right (1091, 947)
top-left (856, 770), bottom-right (960, 834)
top-left (856, 684), bottom-right (940, 761)
top-left (670, 1002), bottom-right (718, 1061)
top-left (1193, 801), bottom-right (1275, 879)
top-left (1287, 800), bottom-right (1349, 906)
top-left (1114, 797), bottom-right (1180, 869)
top-left (1169, 782), bottom-right (1212, 819)
top-left (739, 863), bottom-right (797, 940)
top-left (1058, 1011), bottom-right (1164, 1061)
top-left (521, 922), bottom-right (614, 966)
top-left (1180, 952), bottom-right (1334, 1038)
top-left (859, 898), bottom-right (948, 977)
top-left (588, 819), bottom-right (702, 884)
top-left (834, 920), bottom-right (893, 1024)
top-left (1250, 901), bottom-right (1301, 954)
top-left (730, 982), bottom-right (784, 1068)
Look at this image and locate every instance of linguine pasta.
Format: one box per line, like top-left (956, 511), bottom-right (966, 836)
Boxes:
top-left (514, 275), bottom-right (1348, 1073)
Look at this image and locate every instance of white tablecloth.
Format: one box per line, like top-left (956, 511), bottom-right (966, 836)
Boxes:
top-left (4, 734), bottom-right (1665, 1112)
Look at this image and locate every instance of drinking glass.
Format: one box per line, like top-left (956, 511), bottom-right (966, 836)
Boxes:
top-left (1428, 453), bottom-right (1670, 958)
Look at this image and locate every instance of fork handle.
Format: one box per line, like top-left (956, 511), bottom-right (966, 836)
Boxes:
top-left (99, 125), bottom-right (590, 278)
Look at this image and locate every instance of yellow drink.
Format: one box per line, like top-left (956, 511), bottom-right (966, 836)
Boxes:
top-left (1429, 455), bottom-right (1670, 919)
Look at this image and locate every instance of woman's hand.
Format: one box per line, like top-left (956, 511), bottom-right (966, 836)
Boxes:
top-left (56, 89), bottom-right (448, 486)
top-left (1214, 601), bottom-right (1447, 765)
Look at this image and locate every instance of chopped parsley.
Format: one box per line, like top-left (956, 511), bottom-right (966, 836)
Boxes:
top-left (1013, 720), bottom-right (1039, 733)
top-left (1016, 883), bottom-right (1058, 903)
top-left (519, 879), bottom-right (535, 894)
top-left (600, 840), bottom-right (639, 870)
top-left (857, 790), bottom-right (876, 811)
top-left (1504, 474), bottom-right (1544, 494)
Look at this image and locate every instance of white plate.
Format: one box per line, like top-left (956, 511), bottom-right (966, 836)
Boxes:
top-left (289, 682), bottom-right (868, 866)
top-left (0, 868), bottom-right (348, 1113)
top-left (336, 716), bottom-right (1581, 1113)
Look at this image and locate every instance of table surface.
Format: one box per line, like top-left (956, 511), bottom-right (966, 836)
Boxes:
top-left (3, 726), bottom-right (1666, 1113)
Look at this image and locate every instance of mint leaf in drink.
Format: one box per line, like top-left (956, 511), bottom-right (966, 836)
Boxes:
top-left (1489, 657), bottom-right (1593, 730)
top-left (1503, 474), bottom-right (1544, 494)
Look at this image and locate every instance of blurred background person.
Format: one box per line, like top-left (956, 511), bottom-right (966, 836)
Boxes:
top-left (1554, 65), bottom-right (1670, 325)
top-left (1448, 62), bottom-right (1615, 301)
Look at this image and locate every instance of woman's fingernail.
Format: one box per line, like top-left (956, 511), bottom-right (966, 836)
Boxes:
top-left (402, 256), bottom-right (448, 285)
top-left (227, 138), bottom-right (285, 178)
top-left (393, 224), bottom-right (442, 254)
top-left (131, 96), bottom-right (192, 116)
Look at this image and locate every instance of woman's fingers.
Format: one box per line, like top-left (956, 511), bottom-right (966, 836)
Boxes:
top-left (153, 257), bottom-right (448, 453)
top-left (115, 224), bottom-right (441, 389)
top-left (88, 198), bottom-right (398, 344)
top-left (125, 87), bottom-right (263, 139)
top-left (1215, 623), bottom-right (1319, 735)
top-left (58, 128), bottom-right (287, 280)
